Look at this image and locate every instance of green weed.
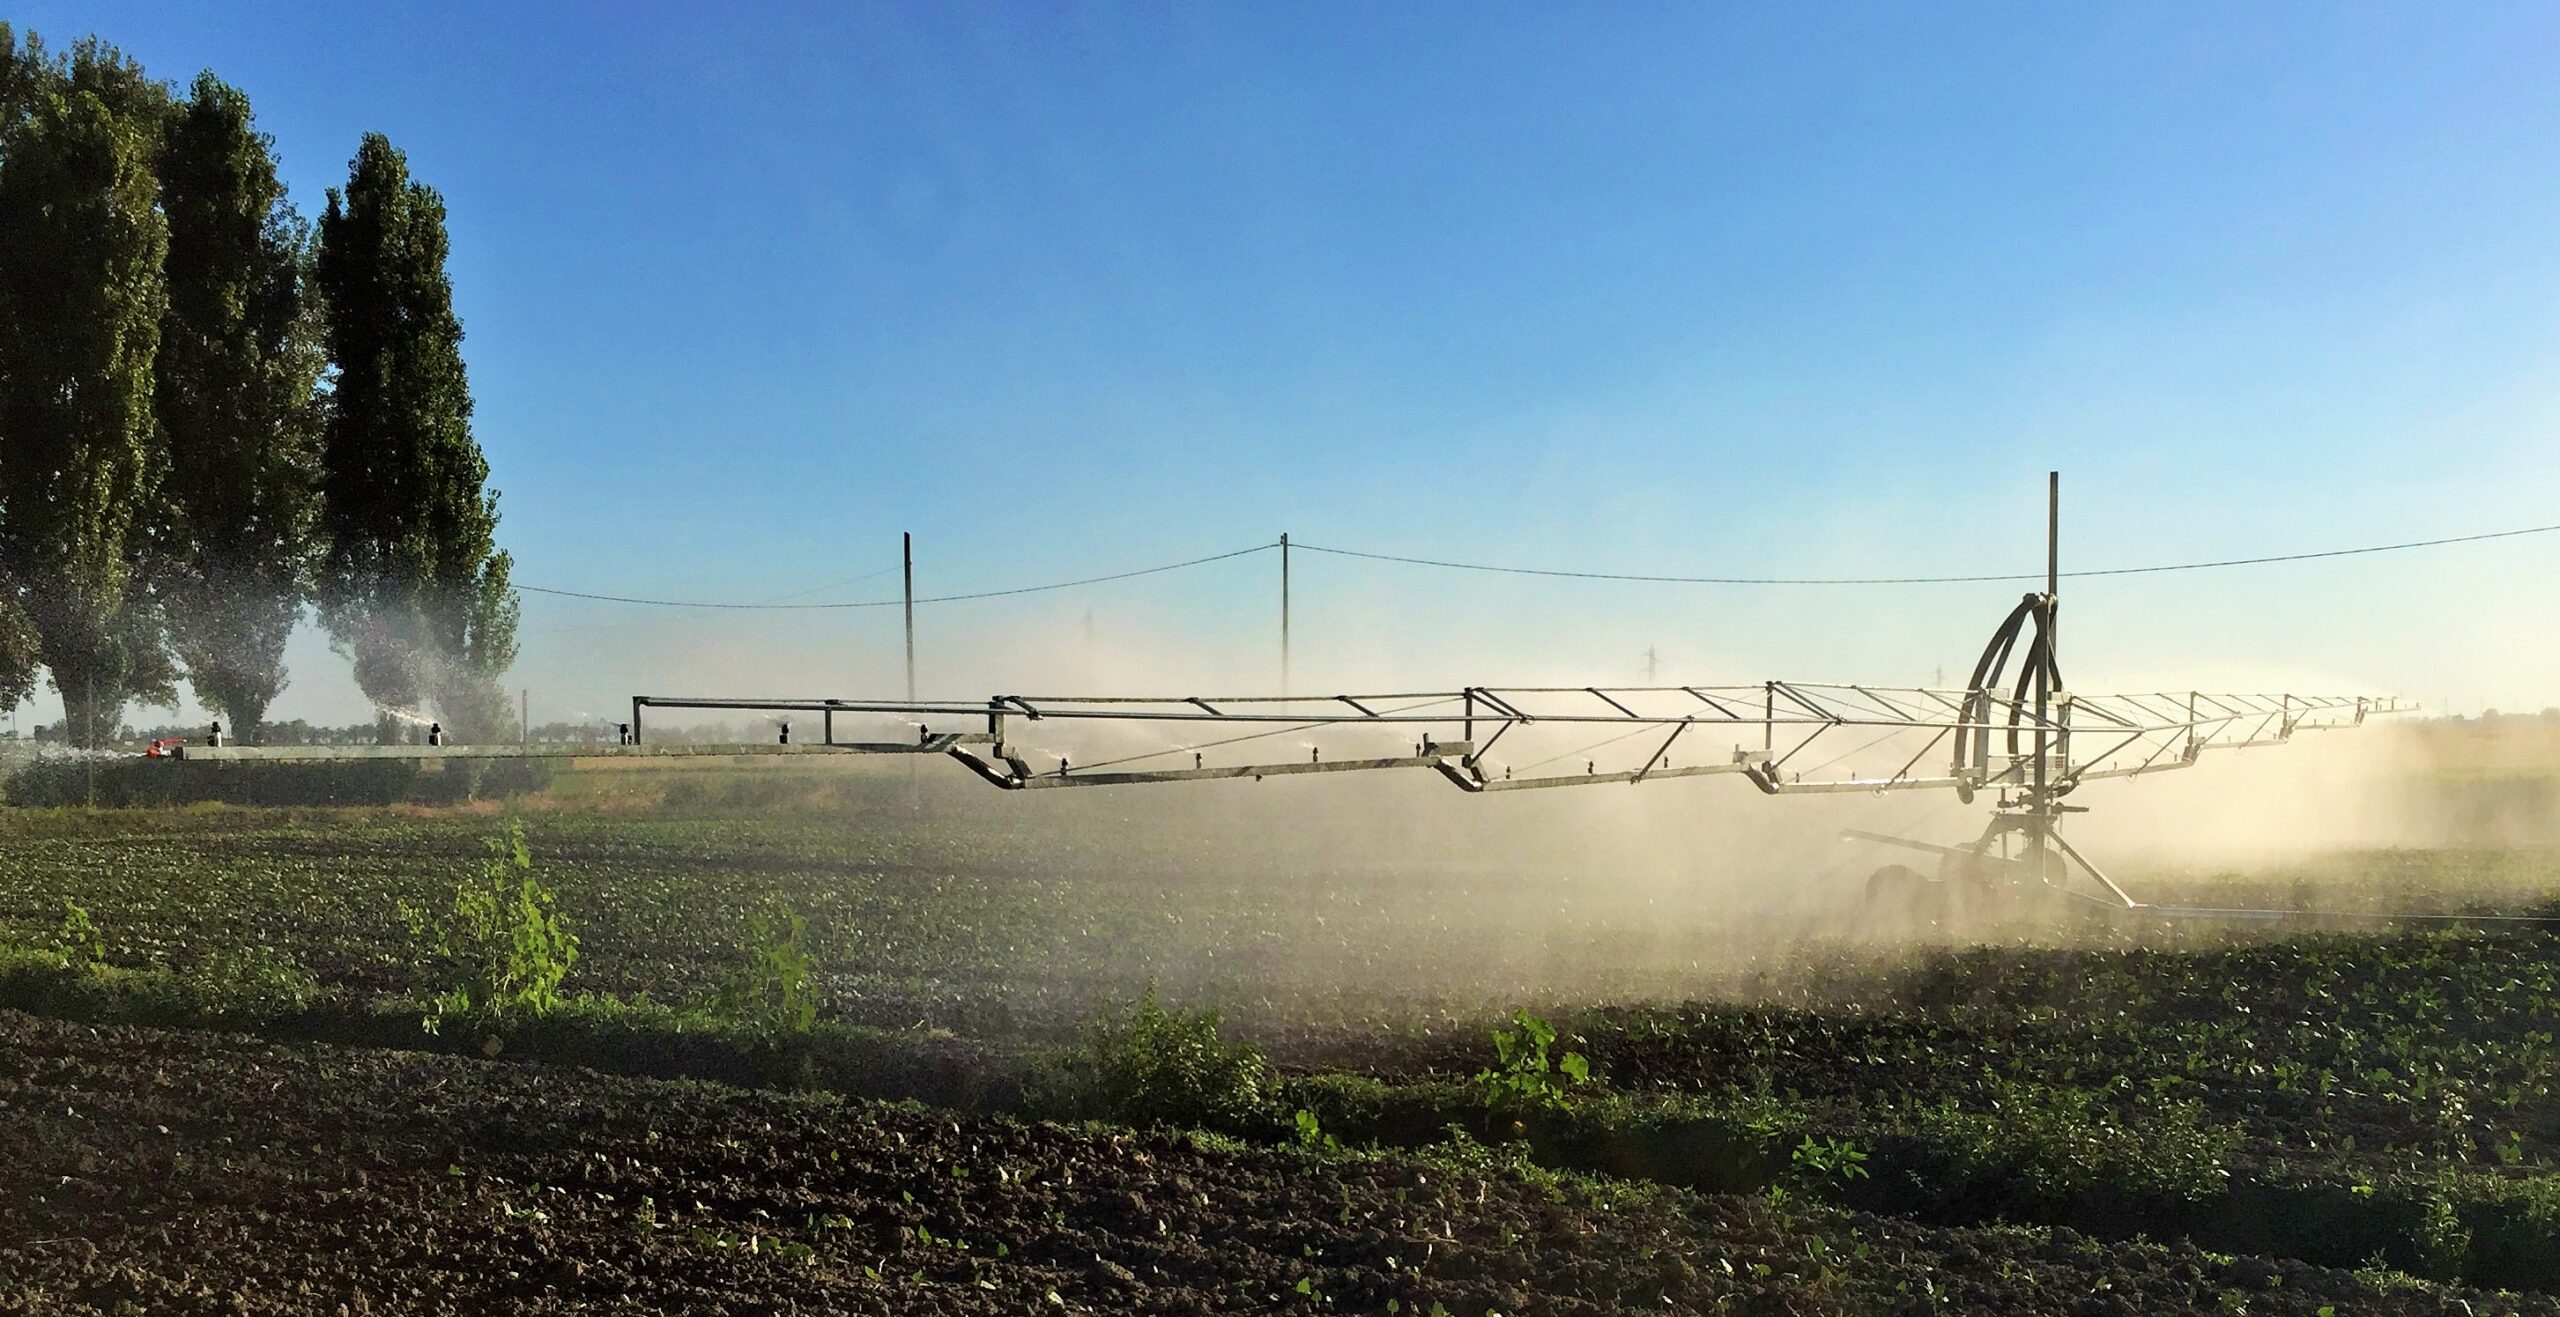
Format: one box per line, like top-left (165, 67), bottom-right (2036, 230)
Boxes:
top-left (1902, 1083), bottom-right (2240, 1206)
top-left (1473, 1009), bottom-right (1590, 1114)
top-left (1791, 1135), bottom-right (1869, 1185)
top-left (54, 898), bottom-right (103, 967)
top-left (1027, 985), bottom-right (1273, 1132)
top-left (709, 901), bottom-right (819, 1034)
top-left (397, 821), bottom-right (578, 1031)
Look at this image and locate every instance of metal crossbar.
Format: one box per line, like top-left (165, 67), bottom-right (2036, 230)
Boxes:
top-left (601, 684), bottom-right (2384, 796)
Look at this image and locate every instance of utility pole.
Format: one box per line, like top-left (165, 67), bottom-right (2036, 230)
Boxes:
top-left (1280, 532), bottom-right (1291, 696)
top-left (1642, 645), bottom-right (1659, 683)
top-left (520, 690), bottom-right (529, 744)
top-left (901, 532), bottom-right (921, 808)
top-left (903, 531), bottom-right (916, 703)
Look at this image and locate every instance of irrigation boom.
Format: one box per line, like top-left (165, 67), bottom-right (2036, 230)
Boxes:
top-left (171, 474), bottom-right (2402, 915)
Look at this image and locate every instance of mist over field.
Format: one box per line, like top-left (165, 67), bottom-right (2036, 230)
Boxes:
top-left (9, 6), bottom-right (2560, 1312)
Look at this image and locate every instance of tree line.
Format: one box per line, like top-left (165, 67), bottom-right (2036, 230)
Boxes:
top-left (0, 25), bottom-right (515, 747)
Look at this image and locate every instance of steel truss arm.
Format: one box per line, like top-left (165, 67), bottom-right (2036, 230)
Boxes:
top-left (177, 687), bottom-right (2389, 791)
top-left (588, 685), bottom-right (2393, 797)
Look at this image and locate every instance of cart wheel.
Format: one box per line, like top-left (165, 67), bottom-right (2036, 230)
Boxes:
top-left (1864, 863), bottom-right (1947, 928)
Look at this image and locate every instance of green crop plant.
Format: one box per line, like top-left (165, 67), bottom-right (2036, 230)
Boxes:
top-left (182, 944), bottom-right (322, 1021)
top-left (398, 821), bottom-right (578, 1030)
top-left (710, 901), bottom-right (820, 1034)
top-left (1904, 1082), bottom-right (2241, 1207)
top-left (1790, 1135), bottom-right (1870, 1186)
top-left (1026, 984), bottom-right (1273, 1132)
top-left (54, 898), bottom-right (104, 967)
top-left (1473, 1009), bottom-right (1590, 1114)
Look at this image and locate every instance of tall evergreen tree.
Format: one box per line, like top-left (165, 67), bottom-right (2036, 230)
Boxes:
top-left (314, 133), bottom-right (515, 740)
top-left (0, 30), bottom-right (38, 711)
top-left (0, 592), bottom-right (35, 716)
top-left (155, 72), bottom-right (322, 739)
top-left (0, 23), bottom-right (49, 129)
top-left (0, 33), bottom-right (174, 746)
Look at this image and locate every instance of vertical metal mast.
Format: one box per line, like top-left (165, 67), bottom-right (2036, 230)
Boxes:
top-left (2050, 471), bottom-right (2069, 803)
top-left (903, 532), bottom-right (917, 704)
top-left (1280, 532), bottom-right (1292, 696)
top-left (2029, 471), bottom-right (2059, 883)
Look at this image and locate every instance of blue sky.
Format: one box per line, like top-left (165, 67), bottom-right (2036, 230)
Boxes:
top-left (13, 2), bottom-right (2560, 729)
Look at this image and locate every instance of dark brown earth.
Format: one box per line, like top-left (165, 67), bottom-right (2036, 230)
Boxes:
top-left (1, 1010), bottom-right (2550, 1316)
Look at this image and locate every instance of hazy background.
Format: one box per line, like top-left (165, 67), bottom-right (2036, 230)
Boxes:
top-left (7, 2), bottom-right (2557, 735)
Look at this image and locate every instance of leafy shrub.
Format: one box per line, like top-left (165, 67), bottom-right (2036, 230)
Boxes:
top-left (710, 902), bottom-right (820, 1035)
top-left (1901, 1084), bottom-right (2240, 1207)
top-left (1473, 1009), bottom-right (1591, 1114)
top-left (2416, 1178), bottom-right (2472, 1280)
top-left (0, 940), bottom-right (307, 1031)
top-left (181, 944), bottom-right (323, 1022)
top-left (2456, 1171), bottom-right (2560, 1290)
top-left (1027, 986), bottom-right (1274, 1132)
top-left (472, 757), bottom-right (557, 799)
top-left (397, 821), bottom-right (578, 1030)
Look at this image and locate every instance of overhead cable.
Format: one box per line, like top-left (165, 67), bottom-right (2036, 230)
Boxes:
top-left (514, 517), bottom-right (2560, 609)
top-left (518, 544), bottom-right (1276, 609)
top-left (1289, 519), bottom-right (2560, 586)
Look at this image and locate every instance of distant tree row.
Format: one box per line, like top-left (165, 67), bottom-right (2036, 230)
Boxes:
top-left (19, 717), bottom-right (788, 748)
top-left (0, 25), bottom-right (515, 747)
top-left (38, 717), bottom-right (432, 748)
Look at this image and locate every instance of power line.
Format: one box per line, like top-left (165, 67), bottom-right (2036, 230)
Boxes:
top-left (2070, 520), bottom-right (2560, 577)
top-left (1291, 519), bottom-right (2560, 586)
top-left (513, 515), bottom-right (2560, 611)
top-left (517, 543), bottom-right (1276, 610)
top-left (520, 562), bottom-right (914, 638)
top-left (759, 563), bottom-right (905, 604)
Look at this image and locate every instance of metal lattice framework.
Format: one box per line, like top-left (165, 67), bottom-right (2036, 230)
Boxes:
top-left (173, 474), bottom-right (2402, 915)
top-left (610, 473), bottom-right (2389, 916)
top-left (608, 685), bottom-right (2383, 916)
top-left (616, 682), bottom-right (2377, 799)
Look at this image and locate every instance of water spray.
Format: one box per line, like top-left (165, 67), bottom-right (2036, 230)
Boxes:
top-left (160, 472), bottom-right (2504, 922)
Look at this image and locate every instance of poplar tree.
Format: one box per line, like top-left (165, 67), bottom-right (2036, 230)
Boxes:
top-left (0, 30), bottom-right (27, 714)
top-left (314, 133), bottom-right (515, 739)
top-left (155, 72), bottom-right (322, 739)
top-left (0, 32), bottom-right (174, 746)
top-left (0, 601), bottom-right (35, 716)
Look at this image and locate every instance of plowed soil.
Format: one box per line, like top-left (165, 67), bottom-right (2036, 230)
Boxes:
top-left (3, 1011), bottom-right (2546, 1316)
